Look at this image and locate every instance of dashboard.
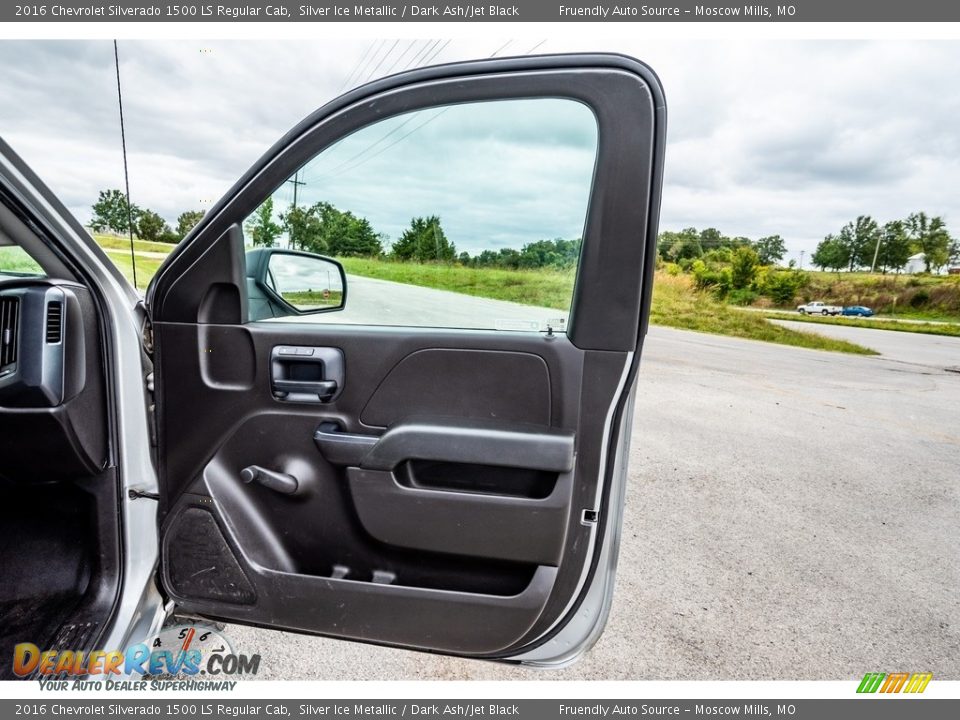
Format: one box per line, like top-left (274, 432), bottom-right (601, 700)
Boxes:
top-left (0, 278), bottom-right (108, 481)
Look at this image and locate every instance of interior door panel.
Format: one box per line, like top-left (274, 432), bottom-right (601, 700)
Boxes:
top-left (149, 54), bottom-right (665, 660)
top-left (156, 318), bottom-right (627, 654)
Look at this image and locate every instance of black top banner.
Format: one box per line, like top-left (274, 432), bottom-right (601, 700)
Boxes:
top-left (4, 1), bottom-right (960, 22)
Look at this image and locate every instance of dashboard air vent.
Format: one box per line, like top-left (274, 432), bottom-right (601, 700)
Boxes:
top-left (1, 296), bottom-right (19, 367)
top-left (46, 301), bottom-right (63, 344)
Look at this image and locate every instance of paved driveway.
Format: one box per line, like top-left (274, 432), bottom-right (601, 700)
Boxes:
top-left (230, 295), bottom-right (960, 680)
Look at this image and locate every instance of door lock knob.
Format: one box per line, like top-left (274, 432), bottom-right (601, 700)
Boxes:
top-left (240, 465), bottom-right (299, 495)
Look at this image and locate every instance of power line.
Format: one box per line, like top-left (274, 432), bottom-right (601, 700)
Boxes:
top-left (315, 39), bottom-right (542, 182)
top-left (402, 39), bottom-right (438, 72)
top-left (300, 112), bottom-right (424, 183)
top-left (360, 39), bottom-right (400, 85)
top-left (350, 39), bottom-right (384, 89)
top-left (302, 40), bottom-right (548, 190)
top-left (420, 39), bottom-right (451, 66)
top-left (285, 171), bottom-right (306, 249)
top-left (526, 39), bottom-right (547, 54)
top-left (338, 40), bottom-right (376, 92)
top-left (317, 40), bottom-right (512, 184)
top-left (113, 39), bottom-right (137, 290)
top-left (300, 39), bottom-right (446, 185)
top-left (382, 39), bottom-right (419, 77)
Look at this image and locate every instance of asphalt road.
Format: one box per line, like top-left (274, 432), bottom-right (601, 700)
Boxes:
top-left (281, 274), bottom-right (568, 331)
top-left (230, 285), bottom-right (960, 680)
top-left (772, 319), bottom-right (960, 369)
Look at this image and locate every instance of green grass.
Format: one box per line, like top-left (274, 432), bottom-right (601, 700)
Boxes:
top-left (758, 311), bottom-right (960, 338)
top-left (100, 248), bottom-right (165, 289)
top-left (791, 269), bottom-right (960, 321)
top-left (0, 246), bottom-right (45, 275)
top-left (81, 245), bottom-right (877, 354)
top-left (341, 258), bottom-right (876, 355)
top-left (650, 274), bottom-right (877, 354)
top-left (282, 289), bottom-right (344, 309)
top-left (339, 257), bottom-right (576, 310)
top-left (93, 233), bottom-right (178, 255)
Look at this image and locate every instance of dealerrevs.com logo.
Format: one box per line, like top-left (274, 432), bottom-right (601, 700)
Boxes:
top-left (857, 672), bottom-right (933, 694)
top-left (13, 625), bottom-right (260, 690)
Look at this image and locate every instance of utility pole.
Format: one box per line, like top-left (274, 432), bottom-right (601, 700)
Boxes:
top-left (799, 250), bottom-right (804, 270)
top-left (870, 233), bottom-right (882, 274)
top-left (285, 172), bottom-right (306, 249)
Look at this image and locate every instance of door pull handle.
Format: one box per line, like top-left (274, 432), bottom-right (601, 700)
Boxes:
top-left (240, 465), bottom-right (299, 495)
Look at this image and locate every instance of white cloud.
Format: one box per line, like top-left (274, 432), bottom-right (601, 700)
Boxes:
top-left (1, 38), bottom-right (959, 264)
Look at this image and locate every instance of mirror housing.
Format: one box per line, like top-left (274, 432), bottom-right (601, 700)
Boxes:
top-left (245, 248), bottom-right (347, 321)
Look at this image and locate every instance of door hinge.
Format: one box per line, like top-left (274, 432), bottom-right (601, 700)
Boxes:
top-left (141, 318), bottom-right (154, 356)
top-left (145, 373), bottom-right (158, 449)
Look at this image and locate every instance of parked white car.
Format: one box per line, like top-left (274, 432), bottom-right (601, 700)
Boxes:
top-left (797, 301), bottom-right (842, 316)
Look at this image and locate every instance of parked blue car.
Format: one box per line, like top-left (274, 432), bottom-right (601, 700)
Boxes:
top-left (842, 305), bottom-right (875, 317)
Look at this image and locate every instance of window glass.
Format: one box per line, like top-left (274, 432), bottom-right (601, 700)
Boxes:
top-left (243, 98), bottom-right (597, 331)
top-left (0, 245), bottom-right (45, 277)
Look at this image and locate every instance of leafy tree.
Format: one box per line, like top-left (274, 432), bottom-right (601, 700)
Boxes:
top-left (753, 235), bottom-right (787, 266)
top-left (811, 234), bottom-right (849, 272)
top-left (281, 204), bottom-right (325, 252)
top-left (391, 216), bottom-right (455, 262)
top-left (764, 270), bottom-right (808, 305)
top-left (283, 202), bottom-right (383, 257)
top-left (332, 215), bottom-right (383, 257)
top-left (875, 220), bottom-right (912, 274)
top-left (730, 246), bottom-right (759, 289)
top-left (698, 227), bottom-right (724, 250)
top-left (516, 238), bottom-right (581, 269)
top-left (136, 209), bottom-right (171, 243)
top-left (658, 228), bottom-right (702, 262)
top-left (906, 212), bottom-right (951, 272)
top-left (691, 259), bottom-right (732, 297)
top-left (176, 210), bottom-right (205, 240)
top-left (90, 189), bottom-right (140, 234)
top-left (949, 238), bottom-right (960, 268)
top-left (837, 215), bottom-right (880, 271)
top-left (245, 197), bottom-right (283, 248)
top-left (494, 248), bottom-right (520, 268)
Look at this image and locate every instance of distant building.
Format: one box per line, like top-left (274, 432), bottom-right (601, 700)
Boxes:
top-left (904, 253), bottom-right (926, 274)
top-left (903, 252), bottom-right (949, 275)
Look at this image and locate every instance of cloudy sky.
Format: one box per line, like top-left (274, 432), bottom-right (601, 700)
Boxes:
top-left (0, 39), bottom-right (958, 263)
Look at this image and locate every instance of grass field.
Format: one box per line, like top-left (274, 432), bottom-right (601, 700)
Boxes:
top-left (94, 233), bottom-right (179, 255)
top-left (650, 274), bottom-right (876, 355)
top-left (338, 259), bottom-right (875, 354)
top-left (794, 269), bottom-right (960, 322)
top-left (71, 240), bottom-right (878, 354)
top-left (0, 246), bottom-right (45, 275)
top-left (758, 310), bottom-right (960, 338)
top-left (339, 257), bottom-right (577, 310)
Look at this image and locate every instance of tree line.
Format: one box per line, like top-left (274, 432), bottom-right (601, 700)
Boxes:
top-left (94, 187), bottom-right (958, 277)
top-left (93, 189), bottom-right (582, 271)
top-left (90, 189), bottom-right (204, 244)
top-left (811, 212), bottom-right (958, 274)
top-left (244, 197), bottom-right (582, 270)
top-left (657, 227), bottom-right (789, 266)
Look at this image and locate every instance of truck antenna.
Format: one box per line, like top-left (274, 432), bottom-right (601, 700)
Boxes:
top-left (113, 39), bottom-right (138, 290)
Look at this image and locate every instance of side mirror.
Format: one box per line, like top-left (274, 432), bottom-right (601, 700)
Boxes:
top-left (246, 248), bottom-right (346, 321)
